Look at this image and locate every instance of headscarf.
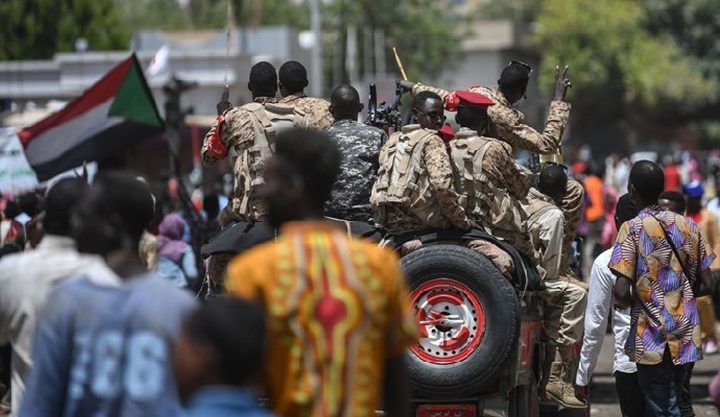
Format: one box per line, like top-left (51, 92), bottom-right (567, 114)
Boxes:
top-left (156, 213), bottom-right (188, 262)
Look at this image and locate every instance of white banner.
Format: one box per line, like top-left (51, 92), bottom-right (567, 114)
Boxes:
top-left (0, 127), bottom-right (38, 194)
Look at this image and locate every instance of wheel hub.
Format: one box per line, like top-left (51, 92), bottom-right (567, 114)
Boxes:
top-left (410, 278), bottom-right (486, 364)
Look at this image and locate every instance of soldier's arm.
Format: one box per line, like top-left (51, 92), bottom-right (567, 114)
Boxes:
top-left (490, 100), bottom-right (571, 154)
top-left (423, 136), bottom-right (472, 230)
top-left (201, 107), bottom-right (254, 166)
top-left (411, 83), bottom-right (452, 106)
top-left (497, 143), bottom-right (533, 199)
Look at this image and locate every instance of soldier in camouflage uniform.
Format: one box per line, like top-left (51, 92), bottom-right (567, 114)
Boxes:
top-left (522, 166), bottom-right (587, 408)
top-left (448, 91), bottom-right (536, 269)
top-left (324, 84), bottom-right (387, 222)
top-left (278, 60), bottom-right (334, 131)
top-left (371, 91), bottom-right (472, 237)
top-left (404, 63), bottom-right (584, 283)
top-left (201, 62), bottom-right (305, 227)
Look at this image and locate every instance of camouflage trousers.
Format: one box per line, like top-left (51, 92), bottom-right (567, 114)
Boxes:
top-left (542, 279), bottom-right (587, 346)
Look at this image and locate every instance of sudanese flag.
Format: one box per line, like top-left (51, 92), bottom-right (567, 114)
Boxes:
top-left (19, 53), bottom-right (164, 181)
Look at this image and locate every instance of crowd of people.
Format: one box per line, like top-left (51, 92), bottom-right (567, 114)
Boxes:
top-left (0, 57), bottom-right (717, 417)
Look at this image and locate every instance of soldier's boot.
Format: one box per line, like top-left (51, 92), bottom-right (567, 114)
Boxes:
top-left (544, 347), bottom-right (587, 409)
top-left (539, 344), bottom-right (556, 398)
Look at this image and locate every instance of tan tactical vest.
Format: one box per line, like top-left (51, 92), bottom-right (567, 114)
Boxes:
top-left (230, 102), bottom-right (307, 219)
top-left (371, 126), bottom-right (442, 228)
top-left (450, 132), bottom-right (527, 236)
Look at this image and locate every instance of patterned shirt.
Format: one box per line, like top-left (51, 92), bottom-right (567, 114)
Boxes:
top-left (279, 93), bottom-right (334, 131)
top-left (226, 221), bottom-right (417, 417)
top-left (609, 206), bottom-right (715, 365)
top-left (325, 120), bottom-right (387, 221)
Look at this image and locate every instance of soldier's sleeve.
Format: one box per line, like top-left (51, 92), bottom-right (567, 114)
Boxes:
top-left (200, 107), bottom-right (254, 166)
top-left (497, 143), bottom-right (533, 199)
top-left (412, 83), bottom-right (462, 110)
top-left (540, 210), bottom-right (565, 279)
top-left (490, 100), bottom-right (571, 154)
top-left (423, 136), bottom-right (472, 230)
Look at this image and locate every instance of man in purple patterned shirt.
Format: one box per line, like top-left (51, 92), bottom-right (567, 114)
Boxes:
top-left (610, 161), bottom-right (715, 417)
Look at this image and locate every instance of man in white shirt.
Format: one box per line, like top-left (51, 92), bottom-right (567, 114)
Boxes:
top-left (523, 166), bottom-right (588, 408)
top-left (0, 178), bottom-right (119, 416)
top-left (576, 194), bottom-right (643, 417)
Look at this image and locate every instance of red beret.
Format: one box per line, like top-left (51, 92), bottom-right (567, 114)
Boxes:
top-left (438, 122), bottom-right (455, 142)
top-left (455, 90), bottom-right (495, 108)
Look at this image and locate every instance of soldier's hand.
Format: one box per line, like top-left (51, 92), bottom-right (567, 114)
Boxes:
top-left (553, 65), bottom-right (571, 101)
top-left (399, 79), bottom-right (416, 92)
top-left (217, 85), bottom-right (232, 115)
top-left (576, 385), bottom-right (588, 403)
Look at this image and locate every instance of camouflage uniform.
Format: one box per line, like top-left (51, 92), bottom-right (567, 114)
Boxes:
top-left (450, 127), bottom-right (535, 259)
top-left (371, 125), bottom-right (472, 235)
top-left (325, 119), bottom-right (388, 222)
top-left (412, 83), bottom-right (571, 154)
top-left (412, 83), bottom-right (583, 277)
top-left (201, 97), bottom-right (306, 225)
top-left (279, 93), bottom-right (334, 131)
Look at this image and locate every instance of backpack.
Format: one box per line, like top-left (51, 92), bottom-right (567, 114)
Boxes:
top-left (229, 103), bottom-right (307, 218)
top-left (451, 135), bottom-right (527, 236)
top-left (371, 127), bottom-right (442, 227)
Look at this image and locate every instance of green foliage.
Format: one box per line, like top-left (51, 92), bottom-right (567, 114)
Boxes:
top-left (185, 0), bottom-right (309, 29)
top-left (533, 0), bottom-right (713, 119)
top-left (117, 0), bottom-right (190, 32)
top-left (325, 0), bottom-right (460, 80)
top-left (644, 0), bottom-right (720, 84)
top-left (0, 0), bottom-right (129, 60)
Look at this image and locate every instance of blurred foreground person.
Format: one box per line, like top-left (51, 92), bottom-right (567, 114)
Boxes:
top-left (174, 298), bottom-right (271, 417)
top-left (576, 194), bottom-right (643, 417)
top-left (324, 84), bottom-right (387, 222)
top-left (157, 213), bottom-right (198, 289)
top-left (226, 129), bottom-right (416, 417)
top-left (0, 179), bottom-right (115, 416)
top-left (611, 161), bottom-right (714, 417)
top-left (21, 172), bottom-right (195, 417)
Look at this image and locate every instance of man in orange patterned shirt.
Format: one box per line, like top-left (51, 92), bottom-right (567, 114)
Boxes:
top-left (225, 128), bottom-right (417, 417)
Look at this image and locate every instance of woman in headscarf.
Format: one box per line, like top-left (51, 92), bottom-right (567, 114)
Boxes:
top-left (156, 213), bottom-right (198, 288)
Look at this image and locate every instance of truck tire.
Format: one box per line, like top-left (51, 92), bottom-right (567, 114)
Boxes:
top-left (401, 244), bottom-right (521, 399)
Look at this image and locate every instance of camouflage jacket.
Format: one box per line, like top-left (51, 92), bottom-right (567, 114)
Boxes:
top-left (324, 119), bottom-right (388, 222)
top-left (279, 93), bottom-right (334, 131)
top-left (450, 128), bottom-right (534, 257)
top-left (412, 83), bottom-right (571, 154)
top-left (200, 96), bottom-right (277, 167)
top-left (371, 125), bottom-right (472, 235)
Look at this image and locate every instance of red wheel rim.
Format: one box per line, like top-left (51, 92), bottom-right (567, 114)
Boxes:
top-left (409, 278), bottom-right (486, 364)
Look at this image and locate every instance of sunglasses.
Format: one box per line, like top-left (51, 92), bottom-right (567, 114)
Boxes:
top-left (509, 60), bottom-right (533, 77)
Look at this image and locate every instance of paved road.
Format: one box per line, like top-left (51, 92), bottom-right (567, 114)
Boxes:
top-left (587, 336), bottom-right (719, 416)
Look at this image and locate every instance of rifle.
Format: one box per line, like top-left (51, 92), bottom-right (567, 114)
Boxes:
top-left (365, 80), bottom-right (404, 133)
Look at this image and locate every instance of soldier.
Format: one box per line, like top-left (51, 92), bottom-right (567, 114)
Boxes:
top-left (371, 91), bottom-right (472, 238)
top-left (278, 60), bottom-right (334, 130)
top-left (403, 62), bottom-right (584, 283)
top-left (448, 90), bottom-right (536, 271)
top-left (324, 84), bottom-right (388, 222)
top-left (523, 166), bottom-right (587, 408)
top-left (201, 61), bottom-right (307, 227)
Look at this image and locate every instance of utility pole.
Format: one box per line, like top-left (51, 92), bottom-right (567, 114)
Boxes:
top-left (309, 0), bottom-right (323, 96)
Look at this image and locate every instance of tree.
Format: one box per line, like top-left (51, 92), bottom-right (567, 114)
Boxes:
top-left (116, 0), bottom-right (190, 32)
top-left (643, 0), bottom-right (720, 87)
top-left (324, 0), bottom-right (460, 82)
top-left (533, 0), bottom-right (713, 150)
top-left (0, 0), bottom-right (129, 60)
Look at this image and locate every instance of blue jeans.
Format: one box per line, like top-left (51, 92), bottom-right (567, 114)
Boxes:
top-left (636, 348), bottom-right (694, 417)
